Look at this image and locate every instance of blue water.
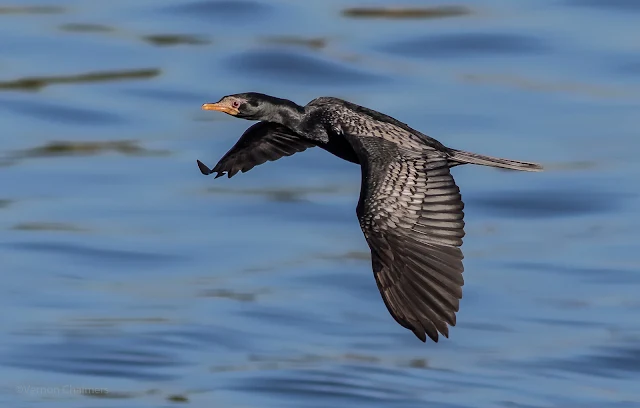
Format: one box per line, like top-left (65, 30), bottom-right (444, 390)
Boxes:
top-left (1, 1), bottom-right (639, 407)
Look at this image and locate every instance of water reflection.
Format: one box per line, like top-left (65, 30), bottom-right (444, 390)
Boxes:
top-left (5, 338), bottom-right (185, 381)
top-left (566, 0), bottom-right (640, 12)
top-left (341, 6), bottom-right (472, 20)
top-left (14, 140), bottom-right (169, 159)
top-left (261, 36), bottom-right (328, 50)
top-left (58, 23), bottom-right (115, 33)
top-left (204, 184), bottom-right (354, 202)
top-left (522, 340), bottom-right (640, 379)
top-left (460, 73), bottom-right (630, 98)
top-left (0, 6), bottom-right (64, 15)
top-left (141, 34), bottom-right (210, 47)
top-left (471, 188), bottom-right (627, 218)
top-left (165, 0), bottom-right (273, 21)
top-left (6, 242), bottom-right (181, 269)
top-left (0, 69), bottom-right (160, 92)
top-left (12, 222), bottom-right (88, 233)
top-left (227, 49), bottom-right (388, 86)
top-left (381, 33), bottom-right (548, 59)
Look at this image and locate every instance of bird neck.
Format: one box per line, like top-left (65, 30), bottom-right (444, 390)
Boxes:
top-left (264, 100), bottom-right (306, 131)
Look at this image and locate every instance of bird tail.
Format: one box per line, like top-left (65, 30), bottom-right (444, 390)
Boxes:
top-left (447, 149), bottom-right (543, 172)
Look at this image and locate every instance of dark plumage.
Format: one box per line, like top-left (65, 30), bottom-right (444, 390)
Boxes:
top-left (198, 92), bottom-right (542, 343)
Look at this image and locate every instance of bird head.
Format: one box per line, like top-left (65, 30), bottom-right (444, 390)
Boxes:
top-left (202, 92), bottom-right (303, 122)
top-left (202, 92), bottom-right (276, 121)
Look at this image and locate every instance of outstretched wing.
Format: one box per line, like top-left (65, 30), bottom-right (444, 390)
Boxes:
top-left (197, 121), bottom-right (316, 178)
top-left (357, 151), bottom-right (465, 342)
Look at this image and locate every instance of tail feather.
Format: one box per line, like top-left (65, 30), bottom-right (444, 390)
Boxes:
top-left (447, 149), bottom-right (543, 172)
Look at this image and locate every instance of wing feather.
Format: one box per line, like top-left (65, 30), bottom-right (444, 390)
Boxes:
top-left (356, 152), bottom-right (465, 342)
top-left (198, 121), bottom-right (316, 178)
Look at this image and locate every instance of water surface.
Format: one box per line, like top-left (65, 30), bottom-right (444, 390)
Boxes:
top-left (1, 1), bottom-right (639, 407)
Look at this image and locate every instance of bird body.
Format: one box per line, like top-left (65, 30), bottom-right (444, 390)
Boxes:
top-left (198, 92), bottom-right (542, 343)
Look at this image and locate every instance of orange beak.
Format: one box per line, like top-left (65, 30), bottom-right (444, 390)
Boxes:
top-left (201, 102), bottom-right (239, 116)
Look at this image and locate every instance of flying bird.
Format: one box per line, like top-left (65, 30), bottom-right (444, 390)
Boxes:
top-left (197, 92), bottom-right (542, 342)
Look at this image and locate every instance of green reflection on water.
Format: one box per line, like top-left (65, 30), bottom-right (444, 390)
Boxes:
top-left (59, 23), bottom-right (115, 33)
top-left (12, 222), bottom-right (88, 232)
top-left (16, 140), bottom-right (170, 159)
top-left (261, 36), bottom-right (327, 50)
top-left (342, 6), bottom-right (471, 19)
top-left (166, 395), bottom-right (189, 403)
top-left (142, 34), bottom-right (210, 47)
top-left (0, 69), bottom-right (161, 91)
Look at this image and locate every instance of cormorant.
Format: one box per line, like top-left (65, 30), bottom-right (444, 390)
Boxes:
top-left (197, 92), bottom-right (542, 343)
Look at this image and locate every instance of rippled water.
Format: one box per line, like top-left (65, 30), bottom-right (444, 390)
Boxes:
top-left (1, 1), bottom-right (639, 407)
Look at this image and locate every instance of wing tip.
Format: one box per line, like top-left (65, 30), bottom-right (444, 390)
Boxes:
top-left (416, 331), bottom-right (428, 343)
top-left (412, 327), bottom-right (430, 343)
top-left (197, 160), bottom-right (212, 175)
top-left (413, 322), bottom-right (455, 343)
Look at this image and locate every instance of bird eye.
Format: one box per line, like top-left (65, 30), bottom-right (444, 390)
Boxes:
top-left (232, 101), bottom-right (240, 108)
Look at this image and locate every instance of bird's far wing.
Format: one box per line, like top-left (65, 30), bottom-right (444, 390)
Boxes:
top-left (197, 121), bottom-right (316, 178)
top-left (356, 152), bottom-right (465, 342)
